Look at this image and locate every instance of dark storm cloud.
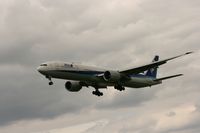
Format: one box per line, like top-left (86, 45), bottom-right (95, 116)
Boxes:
top-left (0, 0), bottom-right (199, 132)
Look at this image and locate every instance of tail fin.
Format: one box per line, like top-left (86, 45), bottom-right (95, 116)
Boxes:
top-left (145, 55), bottom-right (159, 78)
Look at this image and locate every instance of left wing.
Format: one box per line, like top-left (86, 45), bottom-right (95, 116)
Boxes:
top-left (120, 52), bottom-right (193, 75)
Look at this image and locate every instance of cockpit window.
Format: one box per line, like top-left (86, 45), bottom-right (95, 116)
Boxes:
top-left (40, 64), bottom-right (47, 66)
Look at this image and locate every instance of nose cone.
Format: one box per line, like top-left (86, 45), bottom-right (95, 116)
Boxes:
top-left (37, 66), bottom-right (43, 74)
top-left (37, 65), bottom-right (49, 75)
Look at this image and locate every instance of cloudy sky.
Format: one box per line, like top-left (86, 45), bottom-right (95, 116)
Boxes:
top-left (0, 0), bottom-right (199, 132)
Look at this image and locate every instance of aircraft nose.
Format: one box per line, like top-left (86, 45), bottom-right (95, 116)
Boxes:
top-left (37, 65), bottom-right (48, 75)
top-left (37, 66), bottom-right (43, 74)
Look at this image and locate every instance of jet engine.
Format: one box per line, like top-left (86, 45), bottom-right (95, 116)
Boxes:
top-left (65, 81), bottom-right (82, 92)
top-left (103, 71), bottom-right (121, 82)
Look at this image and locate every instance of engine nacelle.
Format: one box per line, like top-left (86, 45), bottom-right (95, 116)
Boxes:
top-left (103, 71), bottom-right (121, 82)
top-left (65, 81), bottom-right (82, 92)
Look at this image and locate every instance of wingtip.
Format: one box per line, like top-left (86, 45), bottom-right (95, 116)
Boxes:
top-left (179, 74), bottom-right (184, 76)
top-left (175, 74), bottom-right (184, 77)
top-left (185, 51), bottom-right (194, 55)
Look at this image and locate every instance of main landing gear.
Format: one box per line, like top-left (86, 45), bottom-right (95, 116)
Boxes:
top-left (92, 88), bottom-right (103, 97)
top-left (46, 75), bottom-right (53, 85)
top-left (114, 85), bottom-right (125, 91)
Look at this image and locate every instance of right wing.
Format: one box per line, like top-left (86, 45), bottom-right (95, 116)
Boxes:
top-left (120, 52), bottom-right (193, 75)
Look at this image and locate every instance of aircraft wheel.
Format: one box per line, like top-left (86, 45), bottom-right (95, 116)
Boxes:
top-left (49, 81), bottom-right (53, 85)
top-left (92, 91), bottom-right (103, 97)
top-left (114, 85), bottom-right (125, 91)
top-left (92, 91), bottom-right (96, 95)
top-left (100, 92), bottom-right (103, 96)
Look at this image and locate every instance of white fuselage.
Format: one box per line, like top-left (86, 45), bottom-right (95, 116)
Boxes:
top-left (37, 61), bottom-right (161, 88)
top-left (37, 52), bottom-right (192, 96)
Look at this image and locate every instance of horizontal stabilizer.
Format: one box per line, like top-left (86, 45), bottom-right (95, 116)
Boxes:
top-left (154, 74), bottom-right (183, 81)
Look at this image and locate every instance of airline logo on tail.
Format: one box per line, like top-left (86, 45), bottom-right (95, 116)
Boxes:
top-left (146, 55), bottom-right (159, 78)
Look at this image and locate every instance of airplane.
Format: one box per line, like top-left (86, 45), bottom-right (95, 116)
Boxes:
top-left (37, 52), bottom-right (193, 97)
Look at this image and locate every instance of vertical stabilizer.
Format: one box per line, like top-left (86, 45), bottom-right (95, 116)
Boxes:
top-left (146, 55), bottom-right (159, 78)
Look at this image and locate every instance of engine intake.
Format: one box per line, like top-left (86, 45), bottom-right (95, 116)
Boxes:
top-left (103, 71), bottom-right (121, 82)
top-left (65, 81), bottom-right (82, 92)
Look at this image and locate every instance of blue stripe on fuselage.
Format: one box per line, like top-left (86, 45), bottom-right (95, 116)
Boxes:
top-left (54, 70), bottom-right (104, 75)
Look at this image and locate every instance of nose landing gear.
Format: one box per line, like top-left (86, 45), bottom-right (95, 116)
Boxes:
top-left (46, 75), bottom-right (54, 85)
top-left (49, 81), bottom-right (53, 85)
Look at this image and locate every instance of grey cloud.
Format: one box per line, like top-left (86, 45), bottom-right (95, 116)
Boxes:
top-left (161, 113), bottom-right (200, 133)
top-left (96, 87), bottom-right (159, 110)
top-left (166, 111), bottom-right (176, 117)
top-left (0, 0), bottom-right (199, 132)
top-left (0, 64), bottom-right (99, 126)
top-left (0, 70), bottom-right (99, 126)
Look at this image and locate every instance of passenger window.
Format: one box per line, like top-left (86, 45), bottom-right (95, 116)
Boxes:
top-left (64, 64), bottom-right (73, 67)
